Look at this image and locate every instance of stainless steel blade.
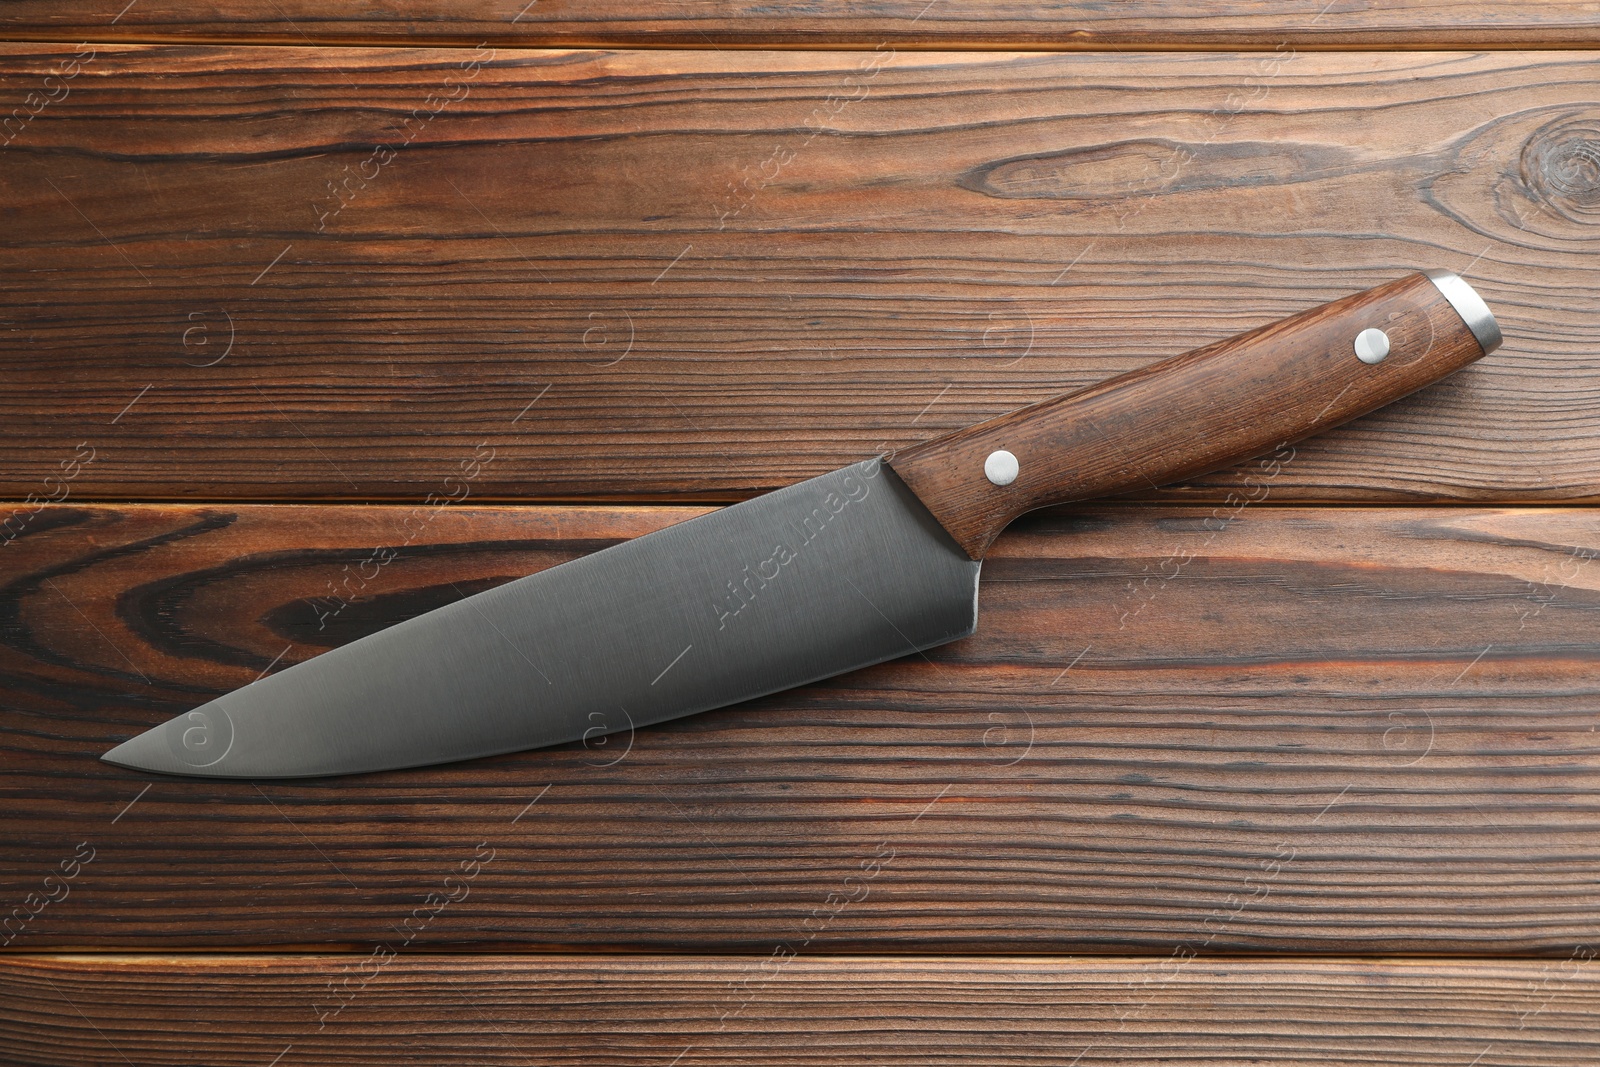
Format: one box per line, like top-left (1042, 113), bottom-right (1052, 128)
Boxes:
top-left (102, 459), bottom-right (980, 777)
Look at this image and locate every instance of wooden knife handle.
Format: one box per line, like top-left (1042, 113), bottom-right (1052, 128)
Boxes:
top-left (888, 270), bottom-right (1502, 559)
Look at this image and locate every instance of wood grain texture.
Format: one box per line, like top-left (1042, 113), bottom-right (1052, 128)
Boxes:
top-left (1, 46), bottom-right (1596, 504)
top-left (5, 954), bottom-right (1600, 1066)
top-left (4, 501), bottom-right (1600, 952)
top-left (893, 272), bottom-right (1487, 557)
top-left (3, 1), bottom-right (1600, 48)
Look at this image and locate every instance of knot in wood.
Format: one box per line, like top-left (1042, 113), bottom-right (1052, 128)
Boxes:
top-left (1521, 112), bottom-right (1600, 218)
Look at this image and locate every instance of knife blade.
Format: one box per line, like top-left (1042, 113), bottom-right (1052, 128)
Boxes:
top-left (103, 269), bottom-right (1501, 778)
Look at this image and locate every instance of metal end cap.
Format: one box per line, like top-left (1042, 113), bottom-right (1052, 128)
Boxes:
top-left (1423, 269), bottom-right (1502, 354)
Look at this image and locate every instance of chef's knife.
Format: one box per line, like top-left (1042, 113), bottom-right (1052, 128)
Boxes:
top-left (104, 270), bottom-right (1501, 778)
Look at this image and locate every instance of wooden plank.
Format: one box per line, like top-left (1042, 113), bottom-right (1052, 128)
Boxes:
top-left (3, 500), bottom-right (1600, 952)
top-left (4, 1), bottom-right (1600, 49)
top-left (1, 46), bottom-right (1595, 504)
top-left (4, 954), bottom-right (1599, 1065)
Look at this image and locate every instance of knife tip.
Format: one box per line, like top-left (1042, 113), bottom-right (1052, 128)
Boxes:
top-left (100, 702), bottom-right (260, 777)
top-left (100, 730), bottom-right (162, 773)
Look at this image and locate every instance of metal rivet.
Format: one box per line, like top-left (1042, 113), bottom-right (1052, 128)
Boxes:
top-left (1354, 327), bottom-right (1391, 364)
top-left (984, 449), bottom-right (1019, 486)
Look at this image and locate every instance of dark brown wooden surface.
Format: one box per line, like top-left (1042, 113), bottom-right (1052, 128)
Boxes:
top-left (2, 46), bottom-right (1597, 504)
top-left (5, 19), bottom-right (1600, 1063)
top-left (893, 272), bottom-right (1487, 557)
top-left (6, 955), bottom-right (1599, 1066)
top-left (3, 501), bottom-right (1599, 953)
top-left (4, 1), bottom-right (1600, 48)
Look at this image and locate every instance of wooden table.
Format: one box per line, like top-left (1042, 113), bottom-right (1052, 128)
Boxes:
top-left (3, 3), bottom-right (1600, 1063)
